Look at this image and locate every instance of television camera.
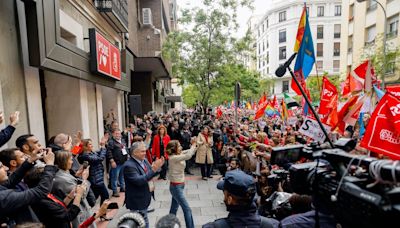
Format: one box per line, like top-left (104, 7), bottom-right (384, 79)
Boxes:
top-left (269, 141), bottom-right (400, 228)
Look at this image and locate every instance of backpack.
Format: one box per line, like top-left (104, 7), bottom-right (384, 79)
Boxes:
top-left (213, 217), bottom-right (275, 228)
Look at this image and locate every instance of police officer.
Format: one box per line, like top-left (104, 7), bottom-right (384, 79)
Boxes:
top-left (203, 170), bottom-right (277, 228)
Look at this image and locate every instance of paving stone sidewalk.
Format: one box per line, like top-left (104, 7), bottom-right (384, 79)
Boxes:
top-left (104, 174), bottom-right (228, 228)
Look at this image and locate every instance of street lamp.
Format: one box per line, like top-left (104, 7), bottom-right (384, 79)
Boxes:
top-left (356, 0), bottom-right (387, 89)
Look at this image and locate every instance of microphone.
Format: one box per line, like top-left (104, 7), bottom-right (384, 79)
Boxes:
top-left (275, 53), bottom-right (297, 77)
top-left (118, 212), bottom-right (146, 228)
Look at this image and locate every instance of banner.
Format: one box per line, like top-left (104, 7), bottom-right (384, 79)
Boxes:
top-left (360, 93), bottom-right (400, 160)
top-left (299, 117), bottom-right (331, 142)
top-left (386, 85), bottom-right (400, 99)
top-left (288, 117), bottom-right (298, 126)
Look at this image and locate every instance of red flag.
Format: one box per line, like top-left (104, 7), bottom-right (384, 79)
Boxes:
top-left (254, 94), bottom-right (268, 120)
top-left (343, 95), bottom-right (367, 126)
top-left (360, 93), bottom-right (400, 160)
top-left (335, 96), bottom-right (359, 134)
top-left (321, 94), bottom-right (339, 128)
top-left (319, 76), bottom-right (338, 115)
top-left (216, 106), bottom-right (223, 119)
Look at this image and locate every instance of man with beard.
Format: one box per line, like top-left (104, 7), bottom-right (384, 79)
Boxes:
top-left (203, 171), bottom-right (277, 228)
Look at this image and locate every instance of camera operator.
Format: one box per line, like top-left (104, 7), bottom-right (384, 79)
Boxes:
top-left (203, 170), bottom-right (277, 228)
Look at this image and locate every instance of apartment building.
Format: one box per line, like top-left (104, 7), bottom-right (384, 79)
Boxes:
top-left (254, 0), bottom-right (342, 98)
top-left (340, 0), bottom-right (399, 85)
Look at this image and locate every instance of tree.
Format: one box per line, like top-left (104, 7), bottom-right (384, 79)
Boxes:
top-left (162, 0), bottom-right (255, 112)
top-left (360, 34), bottom-right (400, 86)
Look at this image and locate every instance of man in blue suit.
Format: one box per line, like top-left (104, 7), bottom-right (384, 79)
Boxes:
top-left (123, 141), bottom-right (164, 228)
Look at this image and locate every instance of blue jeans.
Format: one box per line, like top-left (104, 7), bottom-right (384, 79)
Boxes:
top-left (169, 184), bottom-right (194, 228)
top-left (110, 164), bottom-right (125, 193)
top-left (131, 209), bottom-right (149, 228)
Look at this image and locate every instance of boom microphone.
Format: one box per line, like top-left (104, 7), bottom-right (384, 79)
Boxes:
top-left (275, 53), bottom-right (297, 77)
top-left (118, 212), bottom-right (146, 228)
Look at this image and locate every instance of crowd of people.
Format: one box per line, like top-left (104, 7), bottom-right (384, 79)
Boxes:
top-left (0, 106), bottom-right (375, 228)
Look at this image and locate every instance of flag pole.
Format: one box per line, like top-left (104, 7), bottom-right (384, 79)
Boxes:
top-left (287, 65), bottom-right (334, 148)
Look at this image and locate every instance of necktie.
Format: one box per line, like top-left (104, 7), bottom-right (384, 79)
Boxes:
top-left (143, 162), bottom-right (148, 173)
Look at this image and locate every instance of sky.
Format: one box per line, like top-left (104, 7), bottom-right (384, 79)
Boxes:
top-left (176, 0), bottom-right (272, 37)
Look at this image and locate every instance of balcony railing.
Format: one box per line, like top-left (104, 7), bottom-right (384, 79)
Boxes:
top-left (334, 33), bottom-right (341, 38)
top-left (387, 30), bottom-right (398, 39)
top-left (95, 0), bottom-right (128, 32)
top-left (334, 50), bottom-right (340, 56)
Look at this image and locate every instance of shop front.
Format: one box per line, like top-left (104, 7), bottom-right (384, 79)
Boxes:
top-left (18, 0), bottom-right (133, 145)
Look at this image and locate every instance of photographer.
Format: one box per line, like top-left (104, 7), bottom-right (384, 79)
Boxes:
top-left (203, 170), bottom-right (277, 228)
top-left (0, 149), bottom-right (56, 225)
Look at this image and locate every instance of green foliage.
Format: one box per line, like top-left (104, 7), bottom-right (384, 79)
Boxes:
top-left (361, 34), bottom-right (400, 84)
top-left (182, 84), bottom-right (200, 108)
top-left (162, 0), bottom-right (256, 111)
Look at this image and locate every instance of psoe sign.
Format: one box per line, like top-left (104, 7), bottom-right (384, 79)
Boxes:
top-left (89, 28), bottom-right (121, 80)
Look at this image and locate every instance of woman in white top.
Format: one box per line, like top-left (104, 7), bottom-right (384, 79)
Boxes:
top-left (166, 139), bottom-right (196, 228)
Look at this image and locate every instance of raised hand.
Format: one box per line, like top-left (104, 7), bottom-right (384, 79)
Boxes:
top-left (10, 111), bottom-right (20, 127)
top-left (27, 148), bottom-right (44, 163)
top-left (43, 149), bottom-right (55, 165)
top-left (152, 157), bottom-right (165, 172)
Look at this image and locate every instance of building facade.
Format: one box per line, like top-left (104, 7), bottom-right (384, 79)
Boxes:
top-left (0, 0), bottom-right (178, 148)
top-left (340, 0), bottom-right (399, 85)
top-left (254, 0), bottom-right (342, 98)
top-left (130, 0), bottom-right (178, 116)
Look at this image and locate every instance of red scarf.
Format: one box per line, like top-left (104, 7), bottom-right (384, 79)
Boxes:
top-left (47, 193), bottom-right (67, 208)
top-left (202, 133), bottom-right (209, 144)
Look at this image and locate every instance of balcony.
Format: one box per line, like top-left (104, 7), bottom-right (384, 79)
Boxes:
top-left (365, 39), bottom-right (375, 46)
top-left (387, 30), bottom-right (398, 39)
top-left (95, 0), bottom-right (128, 32)
top-left (333, 50), bottom-right (340, 56)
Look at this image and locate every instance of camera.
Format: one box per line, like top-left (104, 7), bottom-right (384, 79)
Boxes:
top-left (270, 143), bottom-right (400, 228)
top-left (267, 169), bottom-right (289, 191)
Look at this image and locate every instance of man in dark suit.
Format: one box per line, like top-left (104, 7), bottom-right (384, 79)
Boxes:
top-left (123, 141), bottom-right (164, 228)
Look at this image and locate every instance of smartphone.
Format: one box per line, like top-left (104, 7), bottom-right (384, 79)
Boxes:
top-left (82, 161), bottom-right (89, 169)
top-left (107, 202), bottom-right (119, 209)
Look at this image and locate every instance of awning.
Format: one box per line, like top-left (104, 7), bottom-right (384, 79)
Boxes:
top-left (165, 96), bottom-right (182, 102)
top-left (134, 57), bottom-right (171, 79)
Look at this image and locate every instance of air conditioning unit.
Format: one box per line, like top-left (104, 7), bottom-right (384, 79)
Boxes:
top-left (142, 8), bottom-right (153, 26)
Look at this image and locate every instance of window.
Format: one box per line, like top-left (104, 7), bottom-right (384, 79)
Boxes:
top-left (387, 15), bottom-right (399, 38)
top-left (266, 19), bottom-right (269, 28)
top-left (317, 25), bottom-right (324, 39)
top-left (262, 23), bottom-right (265, 33)
top-left (317, 43), bottom-right (323, 57)
top-left (334, 42), bottom-right (340, 56)
top-left (266, 52), bottom-right (269, 64)
top-left (349, 4), bottom-right (354, 21)
top-left (365, 25), bottom-right (376, 45)
top-left (282, 81), bottom-right (289, 93)
top-left (386, 61), bottom-right (396, 75)
top-left (279, 46), bottom-right (287, 60)
top-left (335, 5), bottom-right (342, 16)
top-left (367, 0), bottom-right (377, 11)
top-left (316, 61), bottom-right (323, 70)
top-left (267, 67), bottom-right (269, 74)
top-left (333, 60), bottom-right (340, 72)
top-left (279, 29), bottom-right (286, 43)
top-left (258, 43), bottom-right (261, 54)
top-left (317, 6), bottom-right (324, 17)
top-left (334, 24), bottom-right (341, 38)
top-left (279, 11), bottom-right (286, 22)
top-left (258, 28), bottom-right (260, 37)
top-left (263, 60), bottom-right (265, 67)
top-left (263, 41), bottom-right (265, 52)
top-left (348, 35), bottom-right (353, 52)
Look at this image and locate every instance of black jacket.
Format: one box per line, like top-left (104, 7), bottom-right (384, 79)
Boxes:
top-left (107, 138), bottom-right (128, 165)
top-left (0, 162), bottom-right (57, 225)
top-left (31, 196), bottom-right (81, 228)
top-left (79, 148), bottom-right (107, 186)
top-left (0, 125), bottom-right (15, 147)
